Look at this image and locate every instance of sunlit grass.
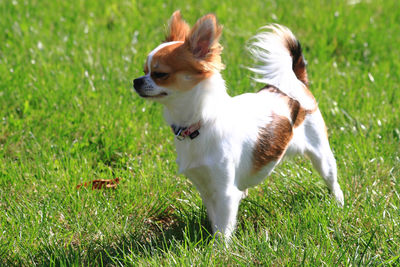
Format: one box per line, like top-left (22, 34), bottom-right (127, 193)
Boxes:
top-left (1, 0), bottom-right (399, 265)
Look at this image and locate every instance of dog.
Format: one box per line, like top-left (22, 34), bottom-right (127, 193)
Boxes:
top-left (133, 11), bottom-right (344, 239)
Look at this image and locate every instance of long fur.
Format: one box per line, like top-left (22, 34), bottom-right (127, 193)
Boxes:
top-left (133, 13), bottom-right (344, 240)
top-left (247, 24), bottom-right (316, 111)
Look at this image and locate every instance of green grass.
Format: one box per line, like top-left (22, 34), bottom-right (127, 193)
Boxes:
top-left (1, 0), bottom-right (399, 265)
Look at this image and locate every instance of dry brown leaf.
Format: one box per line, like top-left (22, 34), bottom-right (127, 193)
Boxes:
top-left (76, 177), bottom-right (120, 190)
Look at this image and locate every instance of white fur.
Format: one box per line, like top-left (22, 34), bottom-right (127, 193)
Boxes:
top-left (247, 25), bottom-right (316, 111)
top-left (139, 24), bottom-right (344, 240)
top-left (162, 72), bottom-right (344, 238)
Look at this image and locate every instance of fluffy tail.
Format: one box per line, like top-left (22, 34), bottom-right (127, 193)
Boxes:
top-left (247, 24), bottom-right (316, 111)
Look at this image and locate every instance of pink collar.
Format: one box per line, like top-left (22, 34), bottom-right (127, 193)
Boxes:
top-left (171, 121), bottom-right (201, 140)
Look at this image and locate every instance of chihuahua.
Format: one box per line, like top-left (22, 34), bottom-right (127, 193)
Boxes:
top-left (133, 11), bottom-right (344, 239)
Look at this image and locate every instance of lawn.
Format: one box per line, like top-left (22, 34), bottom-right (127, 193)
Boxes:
top-left (1, 0), bottom-right (399, 265)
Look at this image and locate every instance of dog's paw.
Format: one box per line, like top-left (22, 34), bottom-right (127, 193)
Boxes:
top-left (332, 185), bottom-right (344, 207)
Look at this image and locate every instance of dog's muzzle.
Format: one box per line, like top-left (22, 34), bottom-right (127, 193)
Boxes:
top-left (133, 77), bottom-right (149, 97)
top-left (133, 77), bottom-right (144, 91)
top-left (133, 76), bottom-right (167, 98)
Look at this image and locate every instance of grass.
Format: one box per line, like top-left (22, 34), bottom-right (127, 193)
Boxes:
top-left (1, 0), bottom-right (399, 265)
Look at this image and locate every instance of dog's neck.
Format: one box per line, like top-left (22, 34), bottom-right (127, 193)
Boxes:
top-left (163, 72), bottom-right (229, 128)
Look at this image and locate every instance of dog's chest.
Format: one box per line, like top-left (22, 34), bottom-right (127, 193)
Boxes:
top-left (174, 131), bottom-right (224, 173)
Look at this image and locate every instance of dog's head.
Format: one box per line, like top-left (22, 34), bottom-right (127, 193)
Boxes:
top-left (133, 11), bottom-right (224, 102)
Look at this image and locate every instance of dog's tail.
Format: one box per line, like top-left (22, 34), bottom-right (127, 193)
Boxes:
top-left (247, 24), bottom-right (316, 111)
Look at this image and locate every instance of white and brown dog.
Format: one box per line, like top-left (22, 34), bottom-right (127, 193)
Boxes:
top-left (133, 11), bottom-right (344, 239)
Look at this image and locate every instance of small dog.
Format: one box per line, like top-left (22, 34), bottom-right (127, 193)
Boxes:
top-left (133, 11), bottom-right (344, 239)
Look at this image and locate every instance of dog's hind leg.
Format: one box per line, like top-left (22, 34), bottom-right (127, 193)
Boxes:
top-left (303, 110), bottom-right (344, 206)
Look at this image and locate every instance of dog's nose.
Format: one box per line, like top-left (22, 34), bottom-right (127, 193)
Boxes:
top-left (133, 78), bottom-right (144, 89)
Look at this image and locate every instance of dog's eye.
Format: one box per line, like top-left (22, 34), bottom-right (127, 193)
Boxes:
top-left (152, 72), bottom-right (169, 79)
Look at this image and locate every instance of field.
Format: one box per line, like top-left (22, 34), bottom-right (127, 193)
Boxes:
top-left (1, 0), bottom-right (399, 265)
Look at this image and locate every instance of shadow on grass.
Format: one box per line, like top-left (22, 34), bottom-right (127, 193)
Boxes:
top-left (95, 209), bottom-right (214, 265)
top-left (3, 206), bottom-right (214, 266)
top-left (3, 185), bottom-right (333, 266)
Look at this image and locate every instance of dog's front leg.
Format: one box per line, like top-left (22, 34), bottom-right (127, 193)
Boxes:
top-left (186, 165), bottom-right (243, 240)
top-left (209, 186), bottom-right (243, 239)
top-left (189, 180), bottom-right (243, 239)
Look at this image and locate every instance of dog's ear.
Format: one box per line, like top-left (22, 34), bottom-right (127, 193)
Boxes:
top-left (165, 10), bottom-right (190, 42)
top-left (186, 14), bottom-right (223, 59)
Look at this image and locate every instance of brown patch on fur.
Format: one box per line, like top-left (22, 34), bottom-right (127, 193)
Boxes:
top-left (165, 11), bottom-right (190, 42)
top-left (282, 31), bottom-right (317, 109)
top-left (287, 98), bottom-right (308, 128)
top-left (186, 13), bottom-right (224, 71)
top-left (252, 114), bottom-right (293, 173)
top-left (283, 33), bottom-right (308, 87)
top-left (144, 13), bottom-right (225, 92)
top-left (259, 85), bottom-right (310, 128)
top-left (147, 42), bottom-right (212, 91)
